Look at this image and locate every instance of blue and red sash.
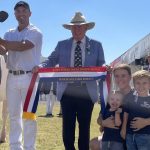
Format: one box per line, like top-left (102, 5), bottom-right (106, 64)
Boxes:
top-left (23, 67), bottom-right (110, 120)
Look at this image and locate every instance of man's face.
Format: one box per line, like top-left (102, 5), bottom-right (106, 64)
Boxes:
top-left (134, 77), bottom-right (150, 96)
top-left (114, 69), bottom-right (131, 90)
top-left (71, 24), bottom-right (87, 41)
top-left (14, 6), bottom-right (31, 25)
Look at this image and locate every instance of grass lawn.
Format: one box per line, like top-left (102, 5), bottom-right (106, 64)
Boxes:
top-left (0, 102), bottom-right (100, 150)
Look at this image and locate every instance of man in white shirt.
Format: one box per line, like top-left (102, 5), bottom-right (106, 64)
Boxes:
top-left (0, 1), bottom-right (42, 150)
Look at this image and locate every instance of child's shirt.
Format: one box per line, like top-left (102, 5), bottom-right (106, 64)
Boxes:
top-left (102, 109), bottom-right (124, 143)
top-left (124, 93), bottom-right (150, 134)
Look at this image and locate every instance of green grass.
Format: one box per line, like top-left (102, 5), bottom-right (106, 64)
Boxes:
top-left (0, 102), bottom-right (100, 150)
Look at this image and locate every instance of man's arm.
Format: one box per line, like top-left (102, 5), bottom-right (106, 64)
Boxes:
top-left (42, 42), bottom-right (60, 68)
top-left (0, 45), bottom-right (7, 55)
top-left (97, 42), bottom-right (105, 66)
top-left (0, 38), bottom-right (34, 51)
top-left (130, 117), bottom-right (150, 131)
top-left (32, 42), bottom-right (60, 73)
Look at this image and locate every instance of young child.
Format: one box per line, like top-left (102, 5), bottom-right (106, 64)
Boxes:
top-left (102, 91), bottom-right (124, 150)
top-left (123, 70), bottom-right (150, 150)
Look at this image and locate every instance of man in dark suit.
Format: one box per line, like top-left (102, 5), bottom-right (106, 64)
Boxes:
top-left (33, 12), bottom-right (105, 150)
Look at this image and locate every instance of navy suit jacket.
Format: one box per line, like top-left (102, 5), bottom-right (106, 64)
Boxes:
top-left (42, 36), bottom-right (105, 103)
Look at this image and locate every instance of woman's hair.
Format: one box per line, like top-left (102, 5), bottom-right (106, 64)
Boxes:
top-left (113, 64), bottom-right (131, 76)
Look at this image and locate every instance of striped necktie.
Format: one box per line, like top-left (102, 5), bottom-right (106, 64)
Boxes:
top-left (74, 41), bottom-right (82, 67)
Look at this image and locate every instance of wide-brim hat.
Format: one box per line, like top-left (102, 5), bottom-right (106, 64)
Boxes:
top-left (63, 12), bottom-right (95, 30)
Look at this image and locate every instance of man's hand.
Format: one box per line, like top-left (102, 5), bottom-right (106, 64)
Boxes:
top-left (0, 45), bottom-right (7, 55)
top-left (32, 66), bottom-right (40, 73)
top-left (106, 65), bottom-right (113, 74)
top-left (130, 117), bottom-right (148, 131)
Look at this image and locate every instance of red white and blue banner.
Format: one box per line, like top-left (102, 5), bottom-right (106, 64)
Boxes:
top-left (23, 67), bottom-right (110, 120)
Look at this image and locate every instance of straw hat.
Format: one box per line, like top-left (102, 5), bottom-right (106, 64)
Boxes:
top-left (63, 12), bottom-right (95, 30)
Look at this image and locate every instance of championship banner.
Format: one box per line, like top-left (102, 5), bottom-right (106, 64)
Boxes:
top-left (100, 73), bottom-right (111, 116)
top-left (23, 67), bottom-right (110, 120)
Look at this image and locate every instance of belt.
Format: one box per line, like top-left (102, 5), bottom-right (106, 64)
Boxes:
top-left (9, 70), bottom-right (32, 75)
top-left (68, 82), bottom-right (86, 87)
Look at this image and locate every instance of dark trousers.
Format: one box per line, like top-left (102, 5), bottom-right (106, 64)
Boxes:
top-left (61, 85), bottom-right (94, 150)
top-left (123, 140), bottom-right (127, 150)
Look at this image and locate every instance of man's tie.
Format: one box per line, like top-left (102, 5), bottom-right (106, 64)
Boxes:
top-left (74, 41), bottom-right (82, 67)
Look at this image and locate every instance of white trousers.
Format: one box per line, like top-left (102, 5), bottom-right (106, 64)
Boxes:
top-left (6, 73), bottom-right (37, 150)
top-left (46, 92), bottom-right (55, 114)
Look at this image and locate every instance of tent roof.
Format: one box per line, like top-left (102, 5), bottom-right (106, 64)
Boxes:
top-left (110, 33), bottom-right (150, 66)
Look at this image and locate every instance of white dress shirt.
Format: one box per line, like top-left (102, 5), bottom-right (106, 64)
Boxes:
top-left (4, 24), bottom-right (42, 71)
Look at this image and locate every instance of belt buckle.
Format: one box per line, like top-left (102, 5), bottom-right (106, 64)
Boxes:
top-left (15, 70), bottom-right (21, 75)
top-left (68, 82), bottom-right (85, 87)
top-left (76, 84), bottom-right (80, 87)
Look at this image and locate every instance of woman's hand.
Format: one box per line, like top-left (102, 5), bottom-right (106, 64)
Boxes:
top-left (102, 116), bottom-right (119, 129)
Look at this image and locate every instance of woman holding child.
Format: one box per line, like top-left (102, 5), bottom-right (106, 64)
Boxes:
top-left (90, 64), bottom-right (132, 150)
top-left (91, 64), bottom-right (150, 150)
top-left (90, 64), bottom-right (133, 149)
top-left (101, 64), bottom-right (133, 150)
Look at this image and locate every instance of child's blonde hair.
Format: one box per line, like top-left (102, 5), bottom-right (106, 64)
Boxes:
top-left (132, 70), bottom-right (150, 83)
top-left (108, 90), bottom-right (123, 104)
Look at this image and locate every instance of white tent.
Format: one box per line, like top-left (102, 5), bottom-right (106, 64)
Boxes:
top-left (110, 33), bottom-right (150, 90)
top-left (110, 33), bottom-right (150, 67)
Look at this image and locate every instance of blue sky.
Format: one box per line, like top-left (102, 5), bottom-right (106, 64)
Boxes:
top-left (0, 0), bottom-right (150, 64)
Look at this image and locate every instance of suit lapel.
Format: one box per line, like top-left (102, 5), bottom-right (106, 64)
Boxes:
top-left (65, 38), bottom-right (73, 67)
top-left (84, 36), bottom-right (91, 66)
